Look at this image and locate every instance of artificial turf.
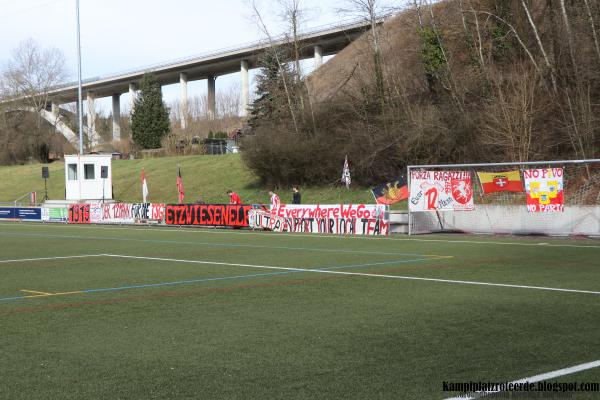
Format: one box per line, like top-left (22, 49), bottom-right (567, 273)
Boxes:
top-left (0, 222), bottom-right (599, 399)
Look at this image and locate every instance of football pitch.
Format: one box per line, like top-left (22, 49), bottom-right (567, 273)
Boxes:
top-left (0, 222), bottom-right (599, 399)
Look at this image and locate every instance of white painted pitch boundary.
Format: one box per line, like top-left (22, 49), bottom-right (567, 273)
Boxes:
top-left (444, 359), bottom-right (600, 399)
top-left (103, 254), bottom-right (600, 296)
top-left (1, 221), bottom-right (599, 249)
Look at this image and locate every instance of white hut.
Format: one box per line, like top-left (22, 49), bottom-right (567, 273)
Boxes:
top-left (64, 154), bottom-right (112, 201)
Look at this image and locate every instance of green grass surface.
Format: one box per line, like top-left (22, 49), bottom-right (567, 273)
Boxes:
top-left (0, 154), bottom-right (392, 206)
top-left (0, 222), bottom-right (599, 399)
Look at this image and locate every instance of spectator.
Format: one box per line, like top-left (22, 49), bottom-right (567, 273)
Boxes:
top-left (292, 186), bottom-right (301, 204)
top-left (268, 190), bottom-right (280, 210)
top-left (227, 190), bottom-right (242, 205)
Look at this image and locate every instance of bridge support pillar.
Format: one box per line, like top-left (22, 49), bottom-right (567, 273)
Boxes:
top-left (86, 92), bottom-right (98, 149)
top-left (241, 60), bottom-right (249, 116)
top-left (207, 76), bottom-right (216, 119)
top-left (180, 72), bottom-right (188, 129)
top-left (314, 45), bottom-right (323, 69)
top-left (129, 83), bottom-right (137, 112)
top-left (112, 94), bottom-right (121, 142)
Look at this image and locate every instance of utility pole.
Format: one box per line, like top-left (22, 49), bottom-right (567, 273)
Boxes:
top-left (76, 0), bottom-right (84, 154)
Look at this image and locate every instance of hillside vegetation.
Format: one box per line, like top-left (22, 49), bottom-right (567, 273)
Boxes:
top-left (243, 0), bottom-right (600, 186)
top-left (0, 154), bottom-right (377, 205)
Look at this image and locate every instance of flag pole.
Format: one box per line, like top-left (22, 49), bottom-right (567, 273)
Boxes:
top-left (370, 189), bottom-right (378, 203)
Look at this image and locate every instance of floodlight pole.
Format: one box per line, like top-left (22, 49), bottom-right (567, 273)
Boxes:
top-left (76, 0), bottom-right (84, 155)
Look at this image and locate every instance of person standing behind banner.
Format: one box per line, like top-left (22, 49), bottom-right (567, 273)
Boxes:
top-left (227, 190), bottom-right (242, 205)
top-left (268, 190), bottom-right (280, 210)
top-left (292, 186), bottom-right (301, 204)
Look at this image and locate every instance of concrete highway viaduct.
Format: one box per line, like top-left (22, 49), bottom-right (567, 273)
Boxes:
top-left (18, 15), bottom-right (392, 150)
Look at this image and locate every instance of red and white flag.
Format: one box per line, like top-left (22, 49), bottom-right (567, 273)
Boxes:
top-left (141, 169), bottom-right (149, 203)
top-left (176, 167), bottom-right (185, 204)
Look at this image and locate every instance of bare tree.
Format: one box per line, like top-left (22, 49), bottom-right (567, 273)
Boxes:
top-left (1, 39), bottom-right (68, 111)
top-left (558, 0), bottom-right (578, 77)
top-left (340, 0), bottom-right (386, 109)
top-left (249, 0), bottom-right (300, 134)
top-left (0, 39), bottom-right (69, 162)
top-left (468, 11), bottom-right (541, 74)
top-left (481, 66), bottom-right (542, 162)
top-left (519, 0), bottom-right (557, 91)
top-left (170, 82), bottom-right (242, 122)
top-left (278, 0), bottom-right (303, 81)
top-left (583, 0), bottom-right (600, 65)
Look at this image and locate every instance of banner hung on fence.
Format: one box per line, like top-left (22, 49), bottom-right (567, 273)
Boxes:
top-left (165, 204), bottom-right (252, 227)
top-left (0, 207), bottom-right (14, 219)
top-left (69, 203), bottom-right (166, 224)
top-left (91, 203), bottom-right (166, 224)
top-left (41, 207), bottom-right (68, 222)
top-left (68, 204), bottom-right (90, 224)
top-left (523, 168), bottom-right (564, 213)
top-left (250, 204), bottom-right (389, 235)
top-left (371, 177), bottom-right (409, 205)
top-left (0, 207), bottom-right (42, 220)
top-left (409, 171), bottom-right (474, 211)
top-left (476, 170), bottom-right (524, 194)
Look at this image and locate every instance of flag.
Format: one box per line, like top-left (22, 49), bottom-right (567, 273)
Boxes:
top-left (141, 169), bottom-right (149, 203)
top-left (341, 155), bottom-right (351, 189)
top-left (371, 176), bottom-right (408, 205)
top-left (524, 168), bottom-right (564, 213)
top-left (477, 170), bottom-right (524, 194)
top-left (176, 167), bottom-right (185, 203)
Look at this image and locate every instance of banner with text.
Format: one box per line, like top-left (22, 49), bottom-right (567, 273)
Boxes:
top-left (249, 204), bottom-right (389, 235)
top-left (92, 203), bottom-right (165, 224)
top-left (42, 207), bottom-right (68, 222)
top-left (524, 168), bottom-right (564, 213)
top-left (165, 204), bottom-right (252, 227)
top-left (68, 204), bottom-right (90, 224)
top-left (409, 171), bottom-right (474, 211)
top-left (0, 207), bottom-right (42, 221)
top-left (69, 203), bottom-right (166, 224)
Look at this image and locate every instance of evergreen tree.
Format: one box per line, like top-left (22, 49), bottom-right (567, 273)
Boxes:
top-left (131, 73), bottom-right (170, 149)
top-left (248, 47), bottom-right (294, 127)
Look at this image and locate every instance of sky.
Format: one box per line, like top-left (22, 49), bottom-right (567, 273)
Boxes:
top-left (0, 0), bottom-right (368, 115)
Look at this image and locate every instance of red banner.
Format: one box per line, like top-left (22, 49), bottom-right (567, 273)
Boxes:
top-left (165, 204), bottom-right (252, 227)
top-left (68, 204), bottom-right (90, 224)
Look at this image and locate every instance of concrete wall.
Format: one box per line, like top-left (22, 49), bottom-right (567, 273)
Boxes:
top-left (410, 205), bottom-right (600, 236)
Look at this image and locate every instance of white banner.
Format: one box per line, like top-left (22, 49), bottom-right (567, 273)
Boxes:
top-left (89, 203), bottom-right (165, 224)
top-left (409, 171), bottom-right (474, 211)
top-left (249, 204), bottom-right (389, 235)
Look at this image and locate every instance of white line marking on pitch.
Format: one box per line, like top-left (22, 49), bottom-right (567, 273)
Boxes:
top-left (444, 359), bottom-right (600, 399)
top-left (0, 254), bottom-right (105, 264)
top-left (20, 289), bottom-right (53, 295)
top-left (2, 221), bottom-right (599, 249)
top-left (103, 254), bottom-right (600, 296)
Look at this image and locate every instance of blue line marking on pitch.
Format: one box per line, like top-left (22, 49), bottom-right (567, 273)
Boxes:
top-left (0, 231), bottom-right (428, 257)
top-left (0, 257), bottom-right (432, 303)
